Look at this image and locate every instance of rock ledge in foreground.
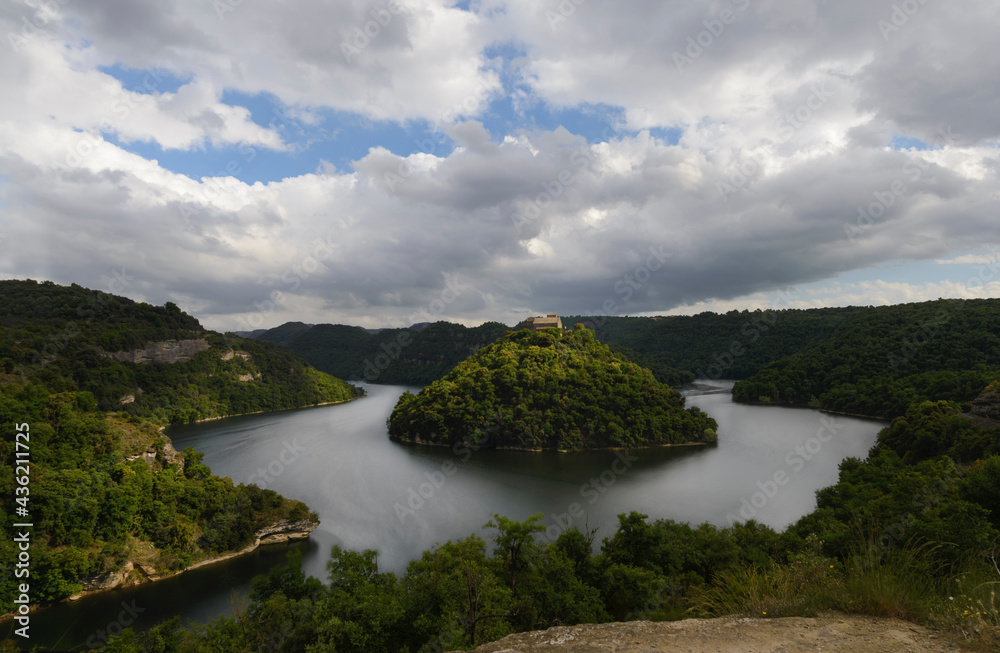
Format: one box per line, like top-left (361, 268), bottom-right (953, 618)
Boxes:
top-left (458, 614), bottom-right (962, 653)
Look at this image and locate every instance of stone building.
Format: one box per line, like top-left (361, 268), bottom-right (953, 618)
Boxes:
top-left (515, 313), bottom-right (564, 332)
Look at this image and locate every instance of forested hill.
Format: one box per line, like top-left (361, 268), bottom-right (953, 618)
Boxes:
top-left (731, 298), bottom-right (1000, 418)
top-left (563, 307), bottom-right (867, 380)
top-left (255, 307), bottom-right (864, 388)
top-left (0, 279), bottom-right (360, 614)
top-left (388, 325), bottom-right (718, 451)
top-left (257, 320), bottom-right (513, 385)
top-left (0, 279), bottom-right (362, 423)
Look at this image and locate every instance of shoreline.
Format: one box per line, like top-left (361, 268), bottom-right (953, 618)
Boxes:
top-left (3, 396), bottom-right (347, 624)
top-left (732, 398), bottom-right (889, 421)
top-left (388, 436), bottom-right (715, 453)
top-left (818, 408), bottom-right (890, 421)
top-left (0, 520), bottom-right (319, 623)
top-left (156, 395), bottom-right (365, 432)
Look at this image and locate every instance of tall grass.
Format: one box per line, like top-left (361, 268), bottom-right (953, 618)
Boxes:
top-left (838, 540), bottom-right (942, 620)
top-left (932, 561), bottom-right (1000, 651)
top-left (689, 541), bottom-right (843, 618)
top-left (689, 537), bottom-right (1000, 649)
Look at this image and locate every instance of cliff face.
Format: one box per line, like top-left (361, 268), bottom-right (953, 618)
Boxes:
top-left (105, 338), bottom-right (210, 364)
top-left (963, 382), bottom-right (1000, 428)
top-left (123, 438), bottom-right (184, 470)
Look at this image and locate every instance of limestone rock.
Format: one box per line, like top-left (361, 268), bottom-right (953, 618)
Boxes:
top-left (104, 338), bottom-right (210, 364)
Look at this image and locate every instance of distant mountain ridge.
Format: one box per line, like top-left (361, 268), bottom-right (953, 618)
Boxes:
top-left (252, 320), bottom-right (512, 386)
top-left (250, 306), bottom-right (864, 388)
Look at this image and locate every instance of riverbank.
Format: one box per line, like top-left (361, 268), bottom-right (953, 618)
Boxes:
top-left (388, 435), bottom-right (715, 453)
top-left (182, 394), bottom-right (365, 425)
top-left (3, 397), bottom-right (355, 624)
top-left (0, 519), bottom-right (319, 623)
top-left (818, 407), bottom-right (890, 421)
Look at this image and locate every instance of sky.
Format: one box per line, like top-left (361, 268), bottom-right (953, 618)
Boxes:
top-left (1, 0), bottom-right (999, 332)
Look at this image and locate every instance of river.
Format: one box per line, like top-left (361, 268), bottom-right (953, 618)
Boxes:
top-left (6, 380), bottom-right (883, 649)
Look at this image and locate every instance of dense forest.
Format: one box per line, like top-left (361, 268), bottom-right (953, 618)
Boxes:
top-left (254, 301), bottom-right (1000, 403)
top-left (388, 325), bottom-right (718, 450)
top-left (0, 385), bottom-right (315, 607)
top-left (731, 298), bottom-right (1000, 418)
top-left (0, 280), bottom-right (362, 425)
top-left (563, 307), bottom-right (867, 380)
top-left (255, 306), bottom-right (866, 389)
top-left (100, 379), bottom-right (1000, 651)
top-left (254, 320), bottom-right (698, 388)
top-left (0, 280), bottom-right (360, 616)
top-left (256, 320), bottom-right (511, 386)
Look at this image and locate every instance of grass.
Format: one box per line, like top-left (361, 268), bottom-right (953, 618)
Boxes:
top-left (688, 537), bottom-right (1000, 650)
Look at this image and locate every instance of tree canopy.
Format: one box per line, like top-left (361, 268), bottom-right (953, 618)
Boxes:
top-left (387, 325), bottom-right (718, 450)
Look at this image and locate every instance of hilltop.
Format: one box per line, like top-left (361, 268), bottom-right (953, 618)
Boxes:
top-left (0, 279), bottom-right (361, 617)
top-left (0, 279), bottom-right (362, 423)
top-left (387, 325), bottom-right (717, 450)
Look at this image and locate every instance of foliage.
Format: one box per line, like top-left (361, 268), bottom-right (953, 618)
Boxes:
top-left (259, 320), bottom-right (695, 388)
top-left (0, 280), bottom-right (349, 613)
top-left (268, 320), bottom-right (512, 386)
top-left (387, 326), bottom-right (718, 450)
top-left (0, 380), bottom-right (318, 609)
top-left (563, 307), bottom-right (865, 380)
top-left (0, 279), bottom-right (362, 425)
top-left (731, 298), bottom-right (1000, 416)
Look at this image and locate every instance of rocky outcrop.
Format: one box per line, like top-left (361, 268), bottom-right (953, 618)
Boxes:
top-left (124, 438), bottom-right (183, 470)
top-left (105, 338), bottom-right (210, 364)
top-left (963, 382), bottom-right (1000, 428)
top-left (79, 563), bottom-right (134, 592)
top-left (461, 615), bottom-right (961, 652)
top-left (79, 562), bottom-right (156, 592)
top-left (255, 519), bottom-right (318, 544)
top-left (221, 350), bottom-right (252, 361)
top-left (119, 388), bottom-right (144, 405)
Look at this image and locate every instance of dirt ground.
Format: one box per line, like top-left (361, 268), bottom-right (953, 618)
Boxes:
top-left (463, 614), bottom-right (969, 652)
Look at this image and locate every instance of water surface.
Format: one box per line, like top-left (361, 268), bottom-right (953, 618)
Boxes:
top-left (6, 380), bottom-right (883, 649)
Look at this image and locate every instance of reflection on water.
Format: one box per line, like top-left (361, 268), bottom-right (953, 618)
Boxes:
top-left (6, 380), bottom-right (883, 649)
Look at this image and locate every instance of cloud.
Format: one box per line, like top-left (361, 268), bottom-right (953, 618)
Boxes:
top-left (1, 0), bottom-right (999, 331)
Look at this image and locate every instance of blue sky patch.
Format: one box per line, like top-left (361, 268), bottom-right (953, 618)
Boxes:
top-left (890, 136), bottom-right (930, 151)
top-left (98, 63), bottom-right (188, 95)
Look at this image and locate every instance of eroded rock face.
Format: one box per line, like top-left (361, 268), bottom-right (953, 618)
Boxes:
top-left (256, 519), bottom-right (319, 544)
top-left (969, 384), bottom-right (1000, 421)
top-left (124, 439), bottom-right (184, 469)
top-left (962, 382), bottom-right (1000, 428)
top-left (80, 563), bottom-right (134, 592)
top-left (105, 339), bottom-right (210, 364)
